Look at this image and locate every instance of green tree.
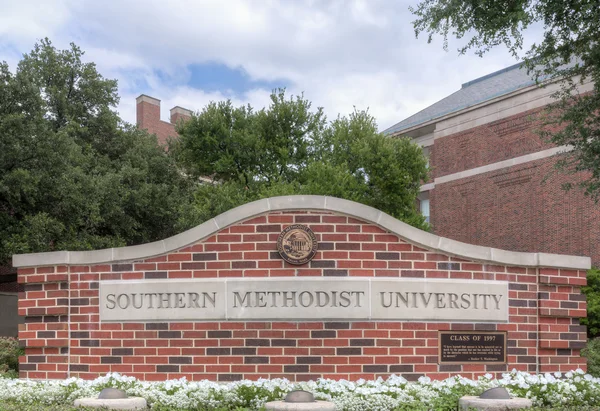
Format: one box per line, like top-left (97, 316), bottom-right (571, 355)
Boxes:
top-left (172, 91), bottom-right (429, 229)
top-left (0, 39), bottom-right (194, 265)
top-left (410, 0), bottom-right (600, 198)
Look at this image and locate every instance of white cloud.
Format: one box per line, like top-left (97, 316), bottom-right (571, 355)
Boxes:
top-left (0, 0), bottom-right (532, 130)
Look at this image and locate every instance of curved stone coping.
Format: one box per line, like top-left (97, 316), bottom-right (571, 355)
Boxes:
top-left (12, 195), bottom-right (591, 270)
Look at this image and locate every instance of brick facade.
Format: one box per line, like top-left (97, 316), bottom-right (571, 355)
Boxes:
top-left (387, 69), bottom-right (598, 266)
top-left (15, 198), bottom-right (588, 382)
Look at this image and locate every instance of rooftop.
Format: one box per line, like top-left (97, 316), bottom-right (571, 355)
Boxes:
top-left (384, 62), bottom-right (537, 136)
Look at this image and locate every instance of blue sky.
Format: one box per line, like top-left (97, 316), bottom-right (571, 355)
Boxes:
top-left (0, 0), bottom-right (533, 131)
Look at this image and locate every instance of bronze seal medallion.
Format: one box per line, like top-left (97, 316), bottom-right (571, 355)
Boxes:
top-left (277, 224), bottom-right (318, 265)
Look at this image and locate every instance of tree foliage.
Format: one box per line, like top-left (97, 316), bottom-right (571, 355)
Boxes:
top-left (0, 39), bottom-right (194, 265)
top-left (410, 0), bottom-right (600, 198)
top-left (172, 90), bottom-right (429, 229)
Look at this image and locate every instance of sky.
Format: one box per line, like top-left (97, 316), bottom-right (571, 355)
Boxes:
top-left (0, 0), bottom-right (532, 132)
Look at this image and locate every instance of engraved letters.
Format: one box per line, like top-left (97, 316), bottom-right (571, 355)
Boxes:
top-left (99, 279), bottom-right (508, 322)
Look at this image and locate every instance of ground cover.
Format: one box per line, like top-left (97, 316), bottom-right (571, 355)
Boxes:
top-left (2, 369), bottom-right (600, 410)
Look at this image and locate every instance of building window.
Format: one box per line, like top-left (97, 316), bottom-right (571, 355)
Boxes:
top-left (418, 190), bottom-right (430, 223)
top-left (422, 146), bottom-right (431, 169)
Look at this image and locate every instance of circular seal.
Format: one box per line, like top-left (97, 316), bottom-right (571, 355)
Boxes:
top-left (277, 224), bottom-right (318, 265)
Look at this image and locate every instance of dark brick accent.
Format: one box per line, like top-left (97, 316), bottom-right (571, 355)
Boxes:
top-left (439, 364), bottom-right (462, 372)
top-left (56, 298), bottom-right (69, 305)
top-left (297, 357), bottom-right (321, 364)
top-left (509, 300), bottom-right (527, 307)
top-left (284, 365), bottom-right (309, 373)
top-left (218, 374), bottom-right (243, 382)
top-left (557, 349), bottom-right (572, 356)
top-left (310, 260), bottom-right (336, 268)
top-left (517, 356), bottom-right (536, 363)
top-left (158, 331), bottom-right (181, 339)
top-left (25, 316), bottom-right (42, 324)
top-left (376, 252), bottom-right (400, 260)
top-left (325, 322), bottom-right (350, 329)
top-left (438, 262), bottom-right (460, 270)
top-left (570, 293), bottom-right (587, 301)
top-left (319, 242), bottom-right (334, 250)
top-left (193, 253), bottom-right (217, 261)
top-left (37, 331), bottom-right (55, 338)
top-left (486, 364), bottom-right (508, 371)
top-left (101, 357), bottom-right (122, 364)
top-left (560, 333), bottom-right (579, 340)
top-left (24, 284), bottom-right (43, 291)
top-left (157, 365), bottom-right (179, 373)
top-left (19, 363), bottom-right (37, 371)
top-left (232, 261), bottom-right (256, 269)
top-left (363, 365), bottom-right (388, 372)
top-left (389, 365), bottom-right (414, 373)
top-left (538, 292), bottom-right (550, 299)
top-left (29, 356), bottom-right (46, 363)
top-left (89, 282), bottom-right (99, 290)
top-left (169, 357), bottom-right (192, 364)
top-left (509, 283), bottom-right (528, 291)
top-left (245, 356), bottom-right (269, 364)
top-left (403, 373), bottom-right (425, 382)
top-left (337, 347), bottom-right (362, 355)
top-left (144, 271), bottom-right (168, 279)
top-left (207, 330), bottom-right (232, 338)
top-left (70, 332), bottom-right (89, 339)
top-left (232, 347), bottom-right (256, 355)
top-left (207, 348), bottom-right (231, 355)
top-left (257, 224), bottom-right (281, 232)
top-left (323, 269), bottom-right (348, 277)
top-left (272, 339), bottom-right (296, 347)
top-left (69, 364), bottom-right (89, 372)
top-left (561, 301), bottom-right (578, 309)
top-left (112, 264), bottom-right (133, 272)
top-left (80, 340), bottom-right (100, 347)
top-left (570, 341), bottom-right (586, 349)
top-left (246, 339), bottom-right (270, 346)
top-left (146, 323), bottom-right (169, 330)
top-left (112, 348), bottom-right (134, 356)
top-left (71, 298), bottom-right (90, 306)
top-left (350, 339), bottom-right (375, 346)
top-left (311, 330), bottom-right (336, 338)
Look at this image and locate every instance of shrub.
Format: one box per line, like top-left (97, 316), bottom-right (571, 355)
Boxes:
top-left (582, 268), bottom-right (600, 338)
top-left (0, 337), bottom-right (21, 375)
top-left (582, 338), bottom-right (600, 377)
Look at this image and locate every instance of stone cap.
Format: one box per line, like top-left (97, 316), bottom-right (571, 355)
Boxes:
top-left (170, 106), bottom-right (193, 117)
top-left (136, 94), bottom-right (160, 106)
top-left (12, 196), bottom-right (592, 270)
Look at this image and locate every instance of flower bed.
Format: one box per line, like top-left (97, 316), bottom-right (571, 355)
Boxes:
top-left (1, 370), bottom-right (600, 410)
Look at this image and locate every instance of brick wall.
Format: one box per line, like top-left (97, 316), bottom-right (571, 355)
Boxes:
top-left (430, 155), bottom-right (600, 265)
top-left (17, 209), bottom-right (587, 382)
top-left (430, 107), bottom-right (556, 179)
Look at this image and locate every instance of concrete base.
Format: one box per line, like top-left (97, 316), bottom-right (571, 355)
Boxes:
top-left (264, 400), bottom-right (336, 410)
top-left (459, 396), bottom-right (532, 410)
top-left (74, 397), bottom-right (147, 410)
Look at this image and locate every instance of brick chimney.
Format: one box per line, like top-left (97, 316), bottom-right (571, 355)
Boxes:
top-left (136, 95), bottom-right (192, 146)
top-left (170, 106), bottom-right (193, 125)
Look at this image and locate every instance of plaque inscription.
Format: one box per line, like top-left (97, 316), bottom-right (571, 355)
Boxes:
top-left (439, 331), bottom-right (507, 363)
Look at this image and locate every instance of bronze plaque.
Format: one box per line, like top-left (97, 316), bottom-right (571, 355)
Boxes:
top-left (439, 331), bottom-right (507, 363)
top-left (277, 224), bottom-right (318, 265)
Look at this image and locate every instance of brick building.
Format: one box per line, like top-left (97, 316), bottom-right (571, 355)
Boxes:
top-left (136, 95), bottom-right (192, 145)
top-left (384, 63), bottom-right (599, 266)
